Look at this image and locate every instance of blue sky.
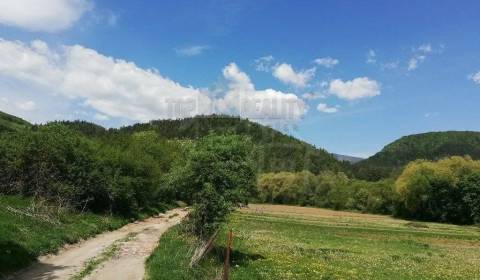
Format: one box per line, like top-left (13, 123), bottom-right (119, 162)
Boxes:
top-left (0, 0), bottom-right (480, 157)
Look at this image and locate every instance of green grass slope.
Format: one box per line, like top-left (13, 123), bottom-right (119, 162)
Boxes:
top-left (0, 111), bottom-right (31, 133)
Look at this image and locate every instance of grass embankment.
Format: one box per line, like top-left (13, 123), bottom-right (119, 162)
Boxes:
top-left (0, 195), bottom-right (130, 278)
top-left (146, 204), bottom-right (480, 280)
top-left (145, 225), bottom-right (220, 279)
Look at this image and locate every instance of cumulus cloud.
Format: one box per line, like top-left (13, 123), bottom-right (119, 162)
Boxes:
top-left (0, 39), bottom-right (213, 122)
top-left (175, 45), bottom-right (210, 56)
top-left (0, 0), bottom-right (92, 32)
top-left (328, 77), bottom-right (380, 101)
top-left (469, 71), bottom-right (480, 85)
top-left (317, 103), bottom-right (338, 113)
top-left (218, 63), bottom-right (307, 122)
top-left (0, 39), bottom-right (307, 124)
top-left (272, 63), bottom-right (315, 87)
top-left (314, 57), bottom-right (339, 68)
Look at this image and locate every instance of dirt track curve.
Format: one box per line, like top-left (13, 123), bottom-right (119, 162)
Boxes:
top-left (12, 208), bottom-right (188, 280)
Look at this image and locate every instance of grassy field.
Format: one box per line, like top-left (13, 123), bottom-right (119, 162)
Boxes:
top-left (147, 204), bottom-right (480, 280)
top-left (0, 195), bottom-right (130, 278)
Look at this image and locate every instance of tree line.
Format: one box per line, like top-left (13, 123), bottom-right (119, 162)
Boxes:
top-left (0, 123), bottom-right (256, 238)
top-left (256, 156), bottom-right (480, 224)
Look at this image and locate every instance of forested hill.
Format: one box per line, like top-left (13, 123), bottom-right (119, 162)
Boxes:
top-left (0, 111), bottom-right (31, 132)
top-left (118, 115), bottom-right (347, 174)
top-left (355, 131), bottom-right (480, 179)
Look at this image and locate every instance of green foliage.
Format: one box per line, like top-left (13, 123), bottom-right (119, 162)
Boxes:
top-left (169, 133), bottom-right (256, 239)
top-left (257, 171), bottom-right (395, 214)
top-left (356, 131), bottom-right (480, 180)
top-left (459, 172), bottom-right (480, 223)
top-left (0, 195), bottom-right (128, 278)
top-left (0, 111), bottom-right (31, 133)
top-left (118, 115), bottom-right (348, 175)
top-left (395, 156), bottom-right (480, 224)
top-left (0, 123), bottom-right (180, 216)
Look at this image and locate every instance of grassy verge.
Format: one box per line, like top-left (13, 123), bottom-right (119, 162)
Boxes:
top-left (145, 225), bottom-right (220, 280)
top-left (0, 195), bottom-right (130, 278)
top-left (146, 204), bottom-right (480, 280)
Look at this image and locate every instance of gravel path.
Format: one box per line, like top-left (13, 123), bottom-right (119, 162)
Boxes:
top-left (13, 208), bottom-right (188, 280)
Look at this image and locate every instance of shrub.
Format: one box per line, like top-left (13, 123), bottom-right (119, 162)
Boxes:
top-left (168, 133), bottom-right (256, 239)
top-left (395, 156), bottom-right (480, 224)
top-left (0, 124), bottom-right (181, 217)
top-left (459, 172), bottom-right (480, 224)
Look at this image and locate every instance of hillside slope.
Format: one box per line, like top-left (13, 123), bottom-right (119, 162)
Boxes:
top-left (60, 115), bottom-right (347, 174)
top-left (356, 131), bottom-right (480, 179)
top-left (120, 115), bottom-right (348, 174)
top-left (0, 111), bottom-right (31, 133)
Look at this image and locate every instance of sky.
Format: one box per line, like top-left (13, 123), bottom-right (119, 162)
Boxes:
top-left (0, 0), bottom-right (480, 157)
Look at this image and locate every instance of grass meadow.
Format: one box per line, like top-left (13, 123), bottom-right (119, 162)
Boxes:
top-left (147, 204), bottom-right (480, 280)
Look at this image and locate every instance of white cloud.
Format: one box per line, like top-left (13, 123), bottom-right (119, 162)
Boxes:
top-left (94, 113), bottom-right (109, 121)
top-left (407, 43), bottom-right (442, 71)
top-left (0, 39), bottom-right (213, 122)
top-left (317, 103), bottom-right (338, 113)
top-left (218, 63), bottom-right (307, 123)
top-left (175, 45), bottom-right (210, 56)
top-left (0, 0), bottom-right (92, 32)
top-left (366, 49), bottom-right (376, 64)
top-left (417, 44), bottom-right (433, 53)
top-left (381, 61), bottom-right (399, 70)
top-left (0, 39), bottom-right (307, 124)
top-left (314, 57), bottom-right (339, 68)
top-left (328, 77), bottom-right (380, 101)
top-left (254, 55), bottom-right (274, 72)
top-left (469, 71), bottom-right (480, 85)
top-left (302, 92), bottom-right (325, 100)
top-left (408, 58), bottom-right (419, 71)
top-left (16, 100), bottom-right (36, 111)
top-left (272, 63), bottom-right (316, 87)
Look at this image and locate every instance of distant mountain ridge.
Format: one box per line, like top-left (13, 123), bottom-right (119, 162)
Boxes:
top-left (332, 153), bottom-right (364, 164)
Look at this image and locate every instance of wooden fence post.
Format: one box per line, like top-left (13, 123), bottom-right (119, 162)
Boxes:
top-left (222, 230), bottom-right (233, 280)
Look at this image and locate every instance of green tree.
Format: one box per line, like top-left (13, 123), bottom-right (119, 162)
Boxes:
top-left (169, 133), bottom-right (256, 239)
top-left (395, 156), bottom-right (480, 223)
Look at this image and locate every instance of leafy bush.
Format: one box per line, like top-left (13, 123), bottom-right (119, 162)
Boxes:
top-left (459, 172), bottom-right (480, 224)
top-left (0, 124), bottom-right (181, 216)
top-left (395, 156), bottom-right (480, 224)
top-left (168, 133), bottom-right (256, 239)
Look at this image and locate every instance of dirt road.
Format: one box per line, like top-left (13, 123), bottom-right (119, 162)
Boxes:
top-left (12, 208), bottom-right (188, 280)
